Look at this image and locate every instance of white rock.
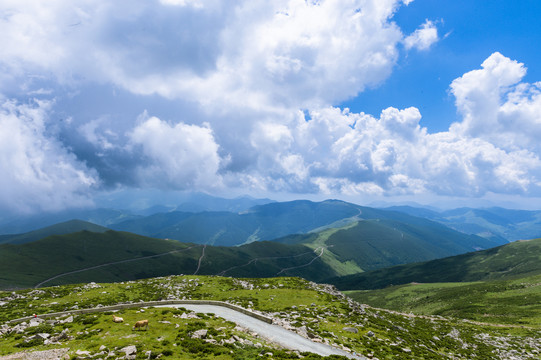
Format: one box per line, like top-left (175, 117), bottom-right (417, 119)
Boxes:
top-left (120, 345), bottom-right (137, 355)
top-left (191, 329), bottom-right (208, 339)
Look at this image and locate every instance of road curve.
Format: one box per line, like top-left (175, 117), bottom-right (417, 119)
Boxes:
top-left (9, 300), bottom-right (365, 359)
top-left (158, 304), bottom-right (366, 359)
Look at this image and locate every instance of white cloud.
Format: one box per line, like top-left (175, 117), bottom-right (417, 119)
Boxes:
top-left (403, 19), bottom-right (439, 51)
top-left (450, 52), bottom-right (541, 153)
top-left (0, 99), bottom-right (97, 213)
top-left (0, 0), bottom-right (407, 109)
top-left (129, 114), bottom-right (224, 190)
top-left (219, 53), bottom-right (541, 198)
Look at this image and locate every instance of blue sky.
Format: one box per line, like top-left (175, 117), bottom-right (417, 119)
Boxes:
top-left (344, 0), bottom-right (541, 132)
top-left (1, 0), bottom-right (540, 214)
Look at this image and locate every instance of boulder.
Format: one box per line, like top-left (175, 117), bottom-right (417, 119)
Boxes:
top-left (191, 329), bottom-right (208, 339)
top-left (120, 345), bottom-right (137, 355)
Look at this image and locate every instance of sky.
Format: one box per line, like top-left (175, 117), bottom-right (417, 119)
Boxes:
top-left (1, 0), bottom-right (541, 214)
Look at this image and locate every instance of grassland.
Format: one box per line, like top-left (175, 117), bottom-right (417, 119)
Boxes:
top-left (1, 276), bottom-right (540, 359)
top-left (346, 273), bottom-right (541, 327)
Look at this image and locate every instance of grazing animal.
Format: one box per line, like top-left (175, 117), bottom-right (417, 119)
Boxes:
top-left (133, 319), bottom-right (149, 331)
top-left (112, 315), bottom-right (124, 323)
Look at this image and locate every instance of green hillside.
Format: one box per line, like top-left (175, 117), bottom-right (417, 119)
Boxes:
top-left (346, 273), bottom-right (541, 326)
top-left (0, 220), bottom-right (110, 245)
top-left (276, 217), bottom-right (502, 274)
top-left (329, 238), bottom-right (541, 291)
top-left (0, 231), bottom-right (339, 289)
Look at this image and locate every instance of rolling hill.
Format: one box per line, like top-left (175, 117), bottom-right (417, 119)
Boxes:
top-left (0, 230), bottom-right (339, 289)
top-left (0, 220), bottom-right (109, 245)
top-left (329, 237), bottom-right (541, 291)
top-left (339, 238), bottom-right (541, 326)
top-left (0, 194), bottom-right (274, 234)
top-left (275, 215), bottom-right (505, 273)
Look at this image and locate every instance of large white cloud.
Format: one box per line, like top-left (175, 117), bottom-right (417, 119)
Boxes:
top-left (0, 0), bottom-right (408, 108)
top-left (0, 99), bottom-right (98, 213)
top-left (450, 52), bottom-right (541, 153)
top-left (129, 114), bottom-right (224, 190)
top-left (231, 53), bottom-right (541, 198)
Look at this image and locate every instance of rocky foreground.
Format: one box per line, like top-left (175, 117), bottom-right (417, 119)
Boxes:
top-left (1, 276), bottom-right (541, 359)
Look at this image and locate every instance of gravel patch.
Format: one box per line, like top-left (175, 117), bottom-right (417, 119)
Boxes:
top-left (0, 348), bottom-right (69, 360)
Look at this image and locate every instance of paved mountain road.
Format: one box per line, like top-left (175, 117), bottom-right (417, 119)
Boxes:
top-left (158, 304), bottom-right (366, 359)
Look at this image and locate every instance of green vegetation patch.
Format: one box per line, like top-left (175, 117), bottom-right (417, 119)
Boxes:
top-left (346, 273), bottom-right (541, 327)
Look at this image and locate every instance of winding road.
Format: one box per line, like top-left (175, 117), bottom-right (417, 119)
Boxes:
top-left (160, 303), bottom-right (366, 359)
top-left (8, 300), bottom-right (365, 359)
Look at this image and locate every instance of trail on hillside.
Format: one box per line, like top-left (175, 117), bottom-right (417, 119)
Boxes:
top-left (276, 247), bottom-right (326, 275)
top-left (215, 248), bottom-right (324, 277)
top-left (34, 243), bottom-right (330, 288)
top-left (34, 245), bottom-right (202, 288)
top-left (193, 244), bottom-right (207, 275)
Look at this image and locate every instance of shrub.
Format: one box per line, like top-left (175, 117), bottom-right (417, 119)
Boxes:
top-left (25, 323), bottom-right (53, 335)
top-left (15, 337), bottom-right (44, 348)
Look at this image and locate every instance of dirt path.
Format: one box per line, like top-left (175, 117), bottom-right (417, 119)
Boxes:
top-left (34, 245), bottom-right (201, 288)
top-left (0, 348), bottom-right (69, 360)
top-left (215, 249), bottom-right (320, 276)
top-left (193, 244), bottom-right (207, 275)
top-left (276, 247), bottom-right (325, 275)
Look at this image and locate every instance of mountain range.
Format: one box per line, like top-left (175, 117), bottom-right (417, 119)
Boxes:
top-left (384, 205), bottom-right (541, 242)
top-left (0, 199), bottom-right (510, 290)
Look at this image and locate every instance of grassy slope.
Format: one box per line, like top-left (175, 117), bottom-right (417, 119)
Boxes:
top-left (0, 231), bottom-right (198, 289)
top-left (276, 215), bottom-right (504, 276)
top-left (346, 273), bottom-right (541, 326)
top-left (0, 231), bottom-right (339, 289)
top-left (329, 238), bottom-right (541, 291)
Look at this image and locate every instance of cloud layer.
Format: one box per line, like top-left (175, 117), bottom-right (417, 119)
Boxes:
top-left (0, 0), bottom-right (539, 213)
